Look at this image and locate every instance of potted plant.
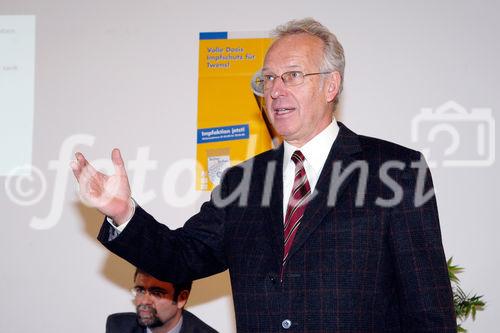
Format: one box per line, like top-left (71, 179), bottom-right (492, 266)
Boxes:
top-left (447, 258), bottom-right (486, 332)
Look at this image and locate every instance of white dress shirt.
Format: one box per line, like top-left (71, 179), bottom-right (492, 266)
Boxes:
top-left (282, 119), bottom-right (339, 220)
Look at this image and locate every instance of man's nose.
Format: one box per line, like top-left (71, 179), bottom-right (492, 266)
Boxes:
top-left (136, 293), bottom-right (154, 305)
top-left (269, 77), bottom-right (288, 99)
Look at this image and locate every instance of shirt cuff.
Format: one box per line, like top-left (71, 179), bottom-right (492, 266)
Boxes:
top-left (106, 197), bottom-right (137, 233)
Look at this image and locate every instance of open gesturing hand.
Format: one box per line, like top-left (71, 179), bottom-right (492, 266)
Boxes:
top-left (71, 148), bottom-right (134, 225)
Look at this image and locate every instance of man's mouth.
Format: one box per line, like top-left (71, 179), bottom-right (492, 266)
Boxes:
top-left (273, 107), bottom-right (296, 115)
top-left (137, 305), bottom-right (156, 318)
top-left (138, 309), bottom-right (154, 318)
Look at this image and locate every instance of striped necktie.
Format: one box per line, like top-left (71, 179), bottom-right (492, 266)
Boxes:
top-left (282, 150), bottom-right (311, 278)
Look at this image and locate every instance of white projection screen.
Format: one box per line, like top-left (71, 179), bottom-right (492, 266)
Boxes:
top-left (0, 15), bottom-right (35, 176)
top-left (0, 1), bottom-right (498, 332)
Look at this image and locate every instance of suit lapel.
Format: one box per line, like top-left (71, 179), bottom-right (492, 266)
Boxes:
top-left (286, 122), bottom-right (363, 260)
top-left (263, 145), bottom-right (285, 267)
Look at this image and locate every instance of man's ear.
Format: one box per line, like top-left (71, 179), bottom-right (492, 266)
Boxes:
top-left (176, 290), bottom-right (189, 309)
top-left (325, 71), bottom-right (341, 103)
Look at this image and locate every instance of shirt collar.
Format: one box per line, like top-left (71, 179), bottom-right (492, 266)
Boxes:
top-left (145, 314), bottom-right (183, 333)
top-left (283, 118), bottom-right (339, 175)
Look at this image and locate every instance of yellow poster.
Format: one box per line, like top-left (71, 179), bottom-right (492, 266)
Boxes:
top-left (196, 32), bottom-right (273, 191)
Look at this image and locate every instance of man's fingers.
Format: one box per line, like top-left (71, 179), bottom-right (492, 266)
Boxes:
top-left (70, 160), bottom-right (81, 180)
top-left (80, 152), bottom-right (99, 174)
top-left (71, 152), bottom-right (88, 181)
top-left (75, 152), bottom-right (87, 166)
top-left (111, 148), bottom-right (127, 177)
top-left (72, 152), bottom-right (103, 195)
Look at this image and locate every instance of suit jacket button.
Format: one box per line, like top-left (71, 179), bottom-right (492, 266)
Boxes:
top-left (282, 319), bottom-right (292, 329)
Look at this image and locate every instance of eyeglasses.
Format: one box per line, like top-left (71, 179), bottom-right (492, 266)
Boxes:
top-left (253, 70), bottom-right (332, 94)
top-left (131, 286), bottom-right (168, 300)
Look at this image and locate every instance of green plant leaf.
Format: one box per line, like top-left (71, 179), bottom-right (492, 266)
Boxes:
top-left (448, 257), bottom-right (486, 329)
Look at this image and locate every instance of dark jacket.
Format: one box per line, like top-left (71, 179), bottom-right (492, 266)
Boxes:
top-left (99, 122), bottom-right (456, 332)
top-left (106, 310), bottom-right (218, 333)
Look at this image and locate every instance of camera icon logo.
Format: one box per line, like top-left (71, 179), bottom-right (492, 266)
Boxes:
top-left (411, 100), bottom-right (495, 167)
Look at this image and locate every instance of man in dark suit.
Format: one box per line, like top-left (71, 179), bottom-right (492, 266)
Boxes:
top-left (72, 18), bottom-right (456, 332)
top-left (106, 268), bottom-right (217, 333)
